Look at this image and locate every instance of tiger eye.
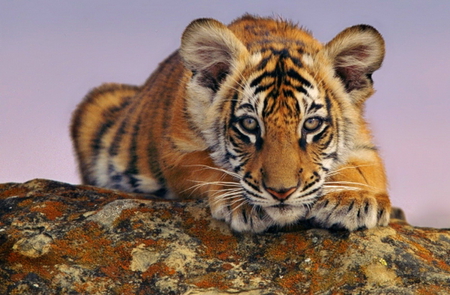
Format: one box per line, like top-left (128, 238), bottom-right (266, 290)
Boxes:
top-left (303, 117), bottom-right (322, 132)
top-left (240, 117), bottom-right (259, 133)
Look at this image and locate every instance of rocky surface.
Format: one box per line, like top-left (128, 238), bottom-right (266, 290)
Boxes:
top-left (0, 179), bottom-right (449, 294)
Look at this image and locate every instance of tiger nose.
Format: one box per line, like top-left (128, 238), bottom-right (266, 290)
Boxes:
top-left (266, 186), bottom-right (297, 201)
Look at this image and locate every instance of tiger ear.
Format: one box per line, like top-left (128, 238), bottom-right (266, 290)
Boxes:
top-left (325, 25), bottom-right (385, 103)
top-left (180, 18), bottom-right (248, 92)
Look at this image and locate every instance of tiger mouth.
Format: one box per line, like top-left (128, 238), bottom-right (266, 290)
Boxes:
top-left (271, 203), bottom-right (290, 209)
top-left (269, 203), bottom-right (298, 214)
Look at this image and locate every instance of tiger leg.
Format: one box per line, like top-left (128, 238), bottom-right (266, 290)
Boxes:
top-left (209, 195), bottom-right (273, 233)
top-left (162, 151), bottom-right (273, 233)
top-left (307, 154), bottom-right (391, 231)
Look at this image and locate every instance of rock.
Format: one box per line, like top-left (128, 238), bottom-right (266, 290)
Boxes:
top-left (0, 179), bottom-right (449, 294)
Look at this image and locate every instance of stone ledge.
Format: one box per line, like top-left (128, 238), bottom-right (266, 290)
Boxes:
top-left (0, 179), bottom-right (449, 294)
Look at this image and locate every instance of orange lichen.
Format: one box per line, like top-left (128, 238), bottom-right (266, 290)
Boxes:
top-left (266, 233), bottom-right (311, 262)
top-left (114, 283), bottom-right (136, 295)
top-left (417, 285), bottom-right (444, 295)
top-left (101, 264), bottom-right (125, 280)
top-left (222, 263), bottom-right (233, 270)
top-left (7, 251), bottom-right (60, 281)
top-left (191, 272), bottom-right (231, 290)
top-left (141, 262), bottom-right (176, 280)
top-left (185, 217), bottom-right (240, 261)
top-left (138, 238), bottom-right (166, 249)
top-left (10, 273), bottom-right (27, 282)
top-left (18, 198), bottom-right (33, 207)
top-left (412, 243), bottom-right (450, 272)
top-left (30, 200), bottom-right (65, 220)
top-left (159, 209), bottom-right (173, 221)
top-left (51, 222), bottom-right (133, 276)
top-left (393, 231), bottom-right (450, 273)
top-left (279, 272), bottom-right (307, 294)
top-left (266, 242), bottom-right (290, 262)
top-left (0, 186), bottom-right (29, 199)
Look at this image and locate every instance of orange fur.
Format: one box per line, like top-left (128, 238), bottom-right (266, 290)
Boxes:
top-left (71, 15), bottom-right (391, 232)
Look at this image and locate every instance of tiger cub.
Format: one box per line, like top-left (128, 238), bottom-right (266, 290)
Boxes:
top-left (71, 15), bottom-right (391, 233)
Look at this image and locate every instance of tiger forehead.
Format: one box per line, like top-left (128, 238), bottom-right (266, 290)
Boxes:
top-left (256, 46), bottom-right (306, 70)
top-left (246, 48), bottom-right (317, 120)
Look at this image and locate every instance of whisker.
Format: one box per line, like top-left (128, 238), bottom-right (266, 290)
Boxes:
top-left (184, 164), bottom-right (242, 180)
top-left (189, 180), bottom-right (241, 187)
top-left (323, 186), bottom-right (361, 191)
top-left (210, 190), bottom-right (243, 200)
top-left (228, 199), bottom-right (248, 213)
top-left (322, 185), bottom-right (363, 193)
top-left (324, 180), bottom-right (374, 189)
top-left (179, 180), bottom-right (240, 197)
top-left (210, 195), bottom-right (244, 208)
top-left (212, 196), bottom-right (248, 218)
top-left (327, 164), bottom-right (376, 177)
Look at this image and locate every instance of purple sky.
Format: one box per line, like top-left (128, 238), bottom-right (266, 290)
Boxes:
top-left (1, 1), bottom-right (450, 228)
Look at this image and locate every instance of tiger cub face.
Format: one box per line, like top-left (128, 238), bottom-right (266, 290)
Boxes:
top-left (180, 18), bottom-right (385, 230)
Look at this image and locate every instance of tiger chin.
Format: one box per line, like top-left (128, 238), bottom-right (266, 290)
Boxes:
top-left (71, 14), bottom-right (391, 233)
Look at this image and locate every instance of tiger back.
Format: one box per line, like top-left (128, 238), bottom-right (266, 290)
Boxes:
top-left (71, 14), bottom-right (391, 233)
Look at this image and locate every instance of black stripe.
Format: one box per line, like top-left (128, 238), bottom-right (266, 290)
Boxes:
top-left (312, 125), bottom-right (330, 142)
top-left (109, 118), bottom-right (128, 156)
top-left (255, 136), bottom-right (264, 151)
top-left (92, 99), bottom-right (132, 154)
top-left (91, 120), bottom-right (113, 152)
top-left (256, 56), bottom-right (271, 71)
top-left (282, 89), bottom-right (301, 114)
top-left (243, 177), bottom-right (262, 194)
top-left (290, 56), bottom-right (303, 69)
top-left (230, 92), bottom-right (239, 114)
top-left (246, 189), bottom-right (264, 199)
top-left (294, 85), bottom-right (308, 95)
top-left (228, 134), bottom-right (241, 151)
top-left (323, 152), bottom-right (338, 160)
top-left (254, 83), bottom-right (274, 95)
top-left (109, 101), bottom-right (138, 157)
top-left (308, 102), bottom-right (324, 113)
top-left (233, 155), bottom-right (250, 173)
top-left (320, 165), bottom-right (330, 172)
top-left (250, 72), bottom-right (268, 88)
top-left (299, 135), bottom-right (307, 150)
top-left (303, 186), bottom-right (322, 198)
top-left (231, 125), bottom-right (251, 145)
top-left (319, 132), bottom-right (335, 149)
top-left (262, 88), bottom-right (280, 117)
top-left (225, 149), bottom-right (238, 160)
top-left (242, 208), bottom-right (248, 224)
top-left (355, 166), bottom-right (369, 184)
top-left (287, 69), bottom-right (312, 88)
top-left (324, 95), bottom-right (336, 144)
top-left (125, 116), bottom-right (141, 179)
top-left (282, 89), bottom-right (295, 98)
top-left (238, 103), bottom-right (256, 112)
top-left (303, 179), bottom-right (319, 191)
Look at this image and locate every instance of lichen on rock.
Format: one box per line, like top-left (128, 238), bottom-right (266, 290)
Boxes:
top-left (0, 179), bottom-right (449, 294)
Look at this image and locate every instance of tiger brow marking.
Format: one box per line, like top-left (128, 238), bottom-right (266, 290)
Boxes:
top-left (308, 102), bottom-right (324, 113)
top-left (286, 69), bottom-right (312, 88)
top-left (237, 103), bottom-right (256, 112)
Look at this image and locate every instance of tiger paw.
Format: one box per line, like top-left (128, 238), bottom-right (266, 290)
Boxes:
top-left (210, 201), bottom-right (273, 233)
top-left (307, 190), bottom-right (391, 231)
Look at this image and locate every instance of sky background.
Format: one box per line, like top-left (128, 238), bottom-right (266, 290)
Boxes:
top-left (1, 1), bottom-right (450, 228)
